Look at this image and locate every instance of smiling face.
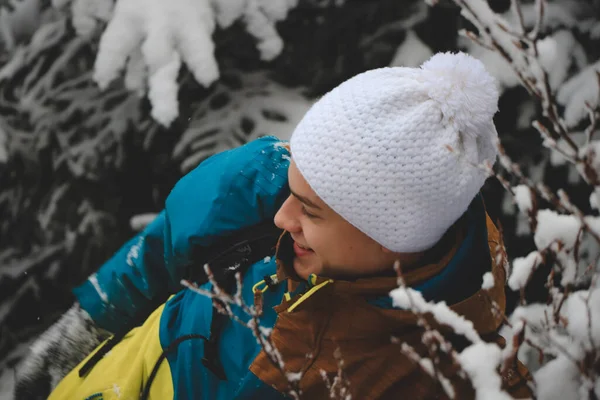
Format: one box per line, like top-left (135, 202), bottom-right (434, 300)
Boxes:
top-left (274, 160), bottom-right (421, 281)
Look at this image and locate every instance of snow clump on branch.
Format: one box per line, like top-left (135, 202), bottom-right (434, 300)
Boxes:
top-left (55, 0), bottom-right (298, 127)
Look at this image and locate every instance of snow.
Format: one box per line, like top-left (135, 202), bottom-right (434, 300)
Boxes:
top-left (285, 371), bottom-right (302, 382)
top-left (508, 304), bottom-right (551, 369)
top-left (129, 213), bottom-right (158, 231)
top-left (563, 289), bottom-right (600, 350)
top-left (89, 273), bottom-right (109, 303)
top-left (462, 29), bottom-right (583, 93)
top-left (547, 133), bottom-right (588, 172)
top-left (126, 236), bottom-right (144, 266)
top-left (214, 0), bottom-right (297, 60)
top-left (0, 0), bottom-right (41, 50)
top-left (559, 253), bottom-right (578, 286)
top-left (113, 383), bottom-right (122, 397)
top-left (93, 0), bottom-right (219, 127)
top-left (510, 303), bottom-right (552, 329)
top-left (70, 0), bottom-right (113, 37)
top-left (389, 30), bottom-right (433, 68)
top-left (590, 189), bottom-right (600, 211)
top-left (534, 209), bottom-right (581, 250)
top-left (515, 0), bottom-right (594, 32)
top-left (507, 289), bottom-right (600, 399)
top-left (508, 251), bottom-right (542, 290)
top-left (145, 52), bottom-right (183, 128)
top-left (513, 185), bottom-right (533, 214)
top-left (481, 271), bottom-right (495, 290)
top-left (536, 30), bottom-right (585, 91)
top-left (458, 343), bottom-right (511, 400)
top-left (90, 0), bottom-right (298, 126)
top-left (173, 71), bottom-right (312, 172)
top-left (124, 46), bottom-right (146, 96)
top-left (578, 141), bottom-right (600, 184)
top-left (390, 286), bottom-right (481, 344)
top-left (534, 354), bottom-right (581, 400)
top-left (243, 0), bottom-right (284, 61)
top-left (557, 60), bottom-right (600, 127)
top-left (212, 0), bottom-right (246, 28)
top-left (460, 39), bottom-right (518, 91)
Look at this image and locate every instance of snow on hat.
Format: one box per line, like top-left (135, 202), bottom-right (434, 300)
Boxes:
top-left (290, 52), bottom-right (499, 253)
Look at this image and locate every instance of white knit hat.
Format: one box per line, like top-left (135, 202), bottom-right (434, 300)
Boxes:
top-left (290, 52), bottom-right (499, 253)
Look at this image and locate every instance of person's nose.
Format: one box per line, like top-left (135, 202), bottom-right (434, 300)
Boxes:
top-left (274, 195), bottom-right (302, 233)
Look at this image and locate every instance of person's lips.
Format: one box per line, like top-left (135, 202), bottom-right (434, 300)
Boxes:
top-left (293, 241), bottom-right (314, 257)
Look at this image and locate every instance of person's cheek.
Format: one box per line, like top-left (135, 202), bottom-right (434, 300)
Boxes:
top-left (315, 230), bottom-right (333, 265)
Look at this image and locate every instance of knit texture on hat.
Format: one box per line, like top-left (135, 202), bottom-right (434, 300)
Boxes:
top-left (290, 52), bottom-right (499, 253)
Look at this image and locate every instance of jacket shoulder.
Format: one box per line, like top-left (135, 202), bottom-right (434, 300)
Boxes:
top-left (164, 136), bottom-right (290, 272)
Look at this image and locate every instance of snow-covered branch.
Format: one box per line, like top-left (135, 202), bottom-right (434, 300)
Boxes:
top-left (54, 0), bottom-right (299, 126)
top-left (429, 0), bottom-right (600, 398)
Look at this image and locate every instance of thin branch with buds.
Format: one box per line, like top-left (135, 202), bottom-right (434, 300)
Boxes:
top-left (181, 264), bottom-right (303, 399)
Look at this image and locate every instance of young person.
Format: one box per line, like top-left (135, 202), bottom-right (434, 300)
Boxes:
top-left (15, 52), bottom-right (531, 399)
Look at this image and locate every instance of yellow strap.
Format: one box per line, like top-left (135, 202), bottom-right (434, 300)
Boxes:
top-left (252, 274), bottom-right (279, 294)
top-left (287, 279), bottom-right (333, 313)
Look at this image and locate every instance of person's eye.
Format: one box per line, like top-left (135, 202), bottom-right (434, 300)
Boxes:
top-left (301, 206), bottom-right (317, 219)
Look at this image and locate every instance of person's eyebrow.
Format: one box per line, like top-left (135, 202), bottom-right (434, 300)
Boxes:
top-left (290, 189), bottom-right (322, 210)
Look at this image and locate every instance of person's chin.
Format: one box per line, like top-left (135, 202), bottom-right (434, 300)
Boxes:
top-left (293, 257), bottom-right (318, 280)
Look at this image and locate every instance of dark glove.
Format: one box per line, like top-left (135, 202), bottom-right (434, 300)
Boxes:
top-left (14, 303), bottom-right (110, 400)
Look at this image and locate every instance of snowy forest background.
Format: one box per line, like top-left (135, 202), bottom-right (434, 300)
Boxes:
top-left (2, 0), bottom-right (600, 398)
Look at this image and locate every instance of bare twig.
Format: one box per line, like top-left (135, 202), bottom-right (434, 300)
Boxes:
top-left (181, 265), bottom-right (303, 399)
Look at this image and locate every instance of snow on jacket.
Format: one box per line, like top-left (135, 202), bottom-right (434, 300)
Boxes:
top-left (49, 136), bottom-right (531, 399)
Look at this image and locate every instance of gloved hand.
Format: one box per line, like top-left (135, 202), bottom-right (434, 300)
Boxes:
top-left (13, 303), bottom-right (110, 400)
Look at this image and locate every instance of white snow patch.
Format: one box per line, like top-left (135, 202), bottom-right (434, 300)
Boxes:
top-left (508, 251), bottom-right (542, 290)
top-left (557, 60), bottom-right (600, 127)
top-left (481, 271), bottom-right (495, 290)
top-left (70, 0), bottom-right (113, 37)
top-left (558, 253), bottom-right (578, 286)
top-left (534, 210), bottom-right (581, 250)
top-left (113, 383), bottom-right (122, 397)
top-left (126, 236), bottom-right (145, 267)
top-left (130, 213), bottom-right (158, 231)
top-left (534, 354), bottom-right (581, 400)
top-left (89, 273), bottom-right (109, 303)
top-left (590, 189), bottom-right (600, 211)
top-left (513, 185), bottom-right (533, 213)
top-left (389, 30), bottom-right (433, 68)
top-left (93, 0), bottom-right (219, 127)
top-left (390, 287), bottom-right (480, 344)
top-left (458, 342), bottom-right (511, 400)
top-left (92, 0), bottom-right (298, 126)
top-left (285, 371), bottom-right (302, 382)
top-left (563, 289), bottom-right (600, 349)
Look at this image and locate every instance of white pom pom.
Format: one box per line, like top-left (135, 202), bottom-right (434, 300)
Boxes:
top-left (420, 52), bottom-right (499, 139)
